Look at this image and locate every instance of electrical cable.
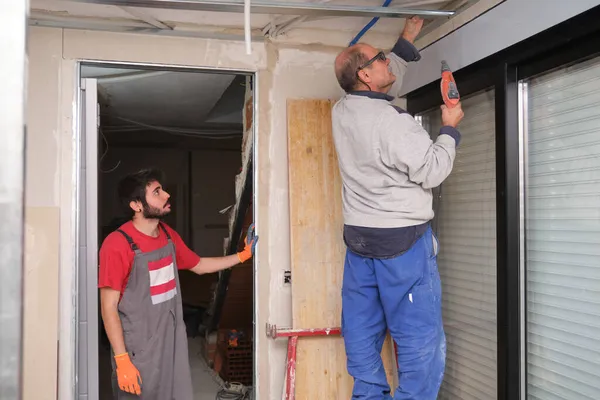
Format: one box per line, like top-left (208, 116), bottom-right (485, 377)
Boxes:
top-left (215, 384), bottom-right (251, 400)
top-left (98, 127), bottom-right (122, 173)
top-left (348, 0), bottom-right (393, 46)
top-left (102, 115), bottom-right (242, 139)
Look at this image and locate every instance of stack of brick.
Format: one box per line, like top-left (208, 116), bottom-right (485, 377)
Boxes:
top-left (217, 328), bottom-right (253, 386)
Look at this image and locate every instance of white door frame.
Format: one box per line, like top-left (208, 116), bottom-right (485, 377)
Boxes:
top-left (76, 77), bottom-right (100, 400)
top-left (71, 60), bottom-right (259, 400)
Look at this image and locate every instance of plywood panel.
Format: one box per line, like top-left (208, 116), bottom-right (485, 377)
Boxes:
top-left (287, 99), bottom-right (397, 399)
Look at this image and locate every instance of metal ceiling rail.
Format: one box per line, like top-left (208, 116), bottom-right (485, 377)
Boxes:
top-left (29, 14), bottom-right (267, 42)
top-left (67, 0), bottom-right (455, 18)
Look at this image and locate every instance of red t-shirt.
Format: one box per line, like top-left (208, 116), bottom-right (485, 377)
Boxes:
top-left (98, 221), bottom-right (200, 297)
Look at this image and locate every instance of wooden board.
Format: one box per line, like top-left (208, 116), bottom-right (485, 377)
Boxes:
top-left (287, 99), bottom-right (397, 399)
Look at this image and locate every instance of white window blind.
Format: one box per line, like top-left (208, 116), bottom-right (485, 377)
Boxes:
top-left (419, 88), bottom-right (497, 400)
top-left (524, 55), bottom-right (600, 400)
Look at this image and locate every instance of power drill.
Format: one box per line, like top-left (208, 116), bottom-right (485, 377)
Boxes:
top-left (440, 60), bottom-right (460, 108)
top-left (434, 61), bottom-right (460, 237)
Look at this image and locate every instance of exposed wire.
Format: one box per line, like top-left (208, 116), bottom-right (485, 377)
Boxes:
top-left (103, 115), bottom-right (242, 140)
top-left (348, 0), bottom-right (393, 46)
top-left (98, 127), bottom-right (122, 173)
top-left (216, 384), bottom-right (251, 400)
top-left (262, 0), bottom-right (331, 38)
top-left (272, 16), bottom-right (307, 37)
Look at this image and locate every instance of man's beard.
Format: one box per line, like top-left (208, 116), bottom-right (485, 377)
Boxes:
top-left (142, 201), bottom-right (171, 219)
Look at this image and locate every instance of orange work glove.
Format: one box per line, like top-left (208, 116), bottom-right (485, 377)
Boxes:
top-left (237, 223), bottom-right (258, 263)
top-left (114, 353), bottom-right (142, 395)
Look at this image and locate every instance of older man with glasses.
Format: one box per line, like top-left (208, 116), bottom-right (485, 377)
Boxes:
top-left (331, 17), bottom-right (465, 400)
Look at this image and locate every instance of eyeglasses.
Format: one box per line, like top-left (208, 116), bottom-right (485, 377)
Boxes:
top-left (358, 51), bottom-right (387, 71)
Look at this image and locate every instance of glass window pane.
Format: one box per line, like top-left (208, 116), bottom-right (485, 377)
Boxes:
top-left (419, 88), bottom-right (497, 400)
top-left (525, 55), bottom-right (600, 400)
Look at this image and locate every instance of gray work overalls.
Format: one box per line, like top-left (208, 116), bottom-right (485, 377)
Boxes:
top-left (111, 223), bottom-right (194, 400)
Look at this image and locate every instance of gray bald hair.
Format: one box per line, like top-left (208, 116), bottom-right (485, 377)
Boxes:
top-left (335, 46), bottom-right (368, 93)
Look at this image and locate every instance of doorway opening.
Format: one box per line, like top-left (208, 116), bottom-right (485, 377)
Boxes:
top-left (78, 62), bottom-right (256, 400)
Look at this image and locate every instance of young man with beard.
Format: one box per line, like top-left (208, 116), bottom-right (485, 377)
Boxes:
top-left (98, 168), bottom-right (257, 399)
top-left (332, 17), bottom-right (464, 400)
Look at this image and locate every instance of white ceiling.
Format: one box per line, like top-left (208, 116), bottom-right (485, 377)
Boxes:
top-left (30, 0), bottom-right (480, 47)
top-left (81, 65), bottom-right (245, 143)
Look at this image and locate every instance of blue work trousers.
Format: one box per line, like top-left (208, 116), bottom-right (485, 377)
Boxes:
top-left (341, 226), bottom-right (446, 400)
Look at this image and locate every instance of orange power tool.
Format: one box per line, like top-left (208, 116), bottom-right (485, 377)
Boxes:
top-left (441, 60), bottom-right (460, 108)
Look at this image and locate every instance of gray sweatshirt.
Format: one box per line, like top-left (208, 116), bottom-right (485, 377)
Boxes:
top-left (331, 53), bottom-right (460, 230)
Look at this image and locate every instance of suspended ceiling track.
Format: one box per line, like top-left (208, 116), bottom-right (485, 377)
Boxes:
top-left (29, 13), bottom-right (267, 42)
top-left (66, 0), bottom-right (455, 19)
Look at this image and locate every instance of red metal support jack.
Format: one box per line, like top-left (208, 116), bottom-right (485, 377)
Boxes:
top-left (266, 323), bottom-right (342, 400)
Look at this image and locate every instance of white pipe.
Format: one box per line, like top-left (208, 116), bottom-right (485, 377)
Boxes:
top-left (245, 0), bottom-right (251, 54)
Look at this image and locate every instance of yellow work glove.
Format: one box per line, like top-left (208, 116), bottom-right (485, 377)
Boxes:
top-left (237, 223), bottom-right (258, 263)
top-left (114, 353), bottom-right (142, 395)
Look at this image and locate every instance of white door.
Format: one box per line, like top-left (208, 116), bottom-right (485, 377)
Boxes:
top-left (78, 78), bottom-right (100, 400)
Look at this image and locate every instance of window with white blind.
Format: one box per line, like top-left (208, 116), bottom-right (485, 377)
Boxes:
top-left (523, 55), bottom-right (600, 400)
top-left (418, 88), bottom-right (497, 400)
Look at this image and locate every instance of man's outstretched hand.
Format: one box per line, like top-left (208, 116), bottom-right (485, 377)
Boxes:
top-left (402, 16), bottom-right (424, 44)
top-left (237, 223), bottom-right (258, 263)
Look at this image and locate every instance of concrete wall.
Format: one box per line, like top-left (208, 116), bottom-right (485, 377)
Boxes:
top-left (24, 25), bottom-right (347, 400)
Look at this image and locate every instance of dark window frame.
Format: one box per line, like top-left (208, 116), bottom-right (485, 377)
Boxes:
top-left (406, 6), bottom-right (600, 400)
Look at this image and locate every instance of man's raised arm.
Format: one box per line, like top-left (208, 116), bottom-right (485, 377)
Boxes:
top-left (387, 16), bottom-right (424, 98)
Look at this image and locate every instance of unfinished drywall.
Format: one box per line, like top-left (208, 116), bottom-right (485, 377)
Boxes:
top-left (23, 207), bottom-right (60, 400)
top-left (23, 27), bottom-right (63, 400)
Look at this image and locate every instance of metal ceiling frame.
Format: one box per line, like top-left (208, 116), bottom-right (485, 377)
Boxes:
top-left (29, 13), bottom-right (267, 42)
top-left (415, 0), bottom-right (485, 44)
top-left (66, 0), bottom-right (455, 19)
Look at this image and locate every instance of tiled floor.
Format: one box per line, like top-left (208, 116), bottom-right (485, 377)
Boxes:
top-left (188, 336), bottom-right (223, 399)
top-left (99, 336), bottom-right (221, 399)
